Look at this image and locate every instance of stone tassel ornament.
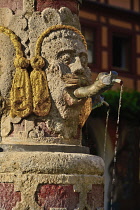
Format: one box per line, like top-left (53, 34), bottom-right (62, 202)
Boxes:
top-left (10, 56), bottom-right (32, 118)
top-left (30, 56), bottom-right (51, 116)
top-left (0, 26), bottom-right (32, 118)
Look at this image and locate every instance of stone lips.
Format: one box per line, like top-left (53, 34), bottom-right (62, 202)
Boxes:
top-left (0, 152), bottom-right (104, 175)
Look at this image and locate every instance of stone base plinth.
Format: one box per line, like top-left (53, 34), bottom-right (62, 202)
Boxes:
top-left (0, 152), bottom-right (104, 209)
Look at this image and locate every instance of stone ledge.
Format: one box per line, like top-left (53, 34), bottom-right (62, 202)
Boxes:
top-left (0, 152), bottom-right (104, 175)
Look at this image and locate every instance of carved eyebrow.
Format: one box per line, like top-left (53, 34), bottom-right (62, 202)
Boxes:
top-left (57, 49), bottom-right (76, 59)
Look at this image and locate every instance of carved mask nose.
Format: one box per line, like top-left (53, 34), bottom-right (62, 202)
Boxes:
top-left (69, 56), bottom-right (84, 75)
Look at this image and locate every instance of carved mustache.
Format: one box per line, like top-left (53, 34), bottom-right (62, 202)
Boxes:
top-left (48, 63), bottom-right (90, 87)
top-left (62, 73), bottom-right (90, 87)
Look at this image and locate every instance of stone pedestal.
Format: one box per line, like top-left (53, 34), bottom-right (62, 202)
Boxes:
top-left (0, 151), bottom-right (104, 210)
top-left (0, 1), bottom-right (104, 209)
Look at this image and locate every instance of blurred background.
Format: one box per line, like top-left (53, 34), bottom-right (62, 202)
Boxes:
top-left (80, 0), bottom-right (140, 209)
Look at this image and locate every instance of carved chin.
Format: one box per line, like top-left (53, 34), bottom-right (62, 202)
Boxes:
top-left (63, 88), bottom-right (82, 106)
top-left (46, 63), bottom-right (89, 108)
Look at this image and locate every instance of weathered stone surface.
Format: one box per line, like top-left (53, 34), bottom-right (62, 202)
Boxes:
top-left (0, 32), bottom-right (16, 99)
top-left (0, 173), bottom-right (104, 210)
top-left (0, 0), bottom-right (23, 13)
top-left (0, 152), bottom-right (103, 210)
top-left (0, 152), bottom-right (104, 175)
top-left (0, 8), bottom-right (29, 101)
top-left (1, 115), bottom-right (12, 137)
top-left (36, 184), bottom-right (79, 209)
top-left (0, 7), bottom-right (85, 145)
top-left (23, 0), bottom-right (34, 14)
top-left (87, 184), bottom-right (104, 209)
top-left (0, 151), bottom-right (104, 209)
top-left (0, 8), bottom-right (13, 27)
top-left (0, 2), bottom-right (105, 209)
top-left (0, 183), bottom-right (21, 210)
top-left (29, 7), bottom-right (81, 58)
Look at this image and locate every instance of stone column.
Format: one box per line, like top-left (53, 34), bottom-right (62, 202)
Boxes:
top-left (0, 1), bottom-right (104, 209)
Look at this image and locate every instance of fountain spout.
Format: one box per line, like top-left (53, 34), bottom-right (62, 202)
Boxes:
top-left (112, 79), bottom-right (122, 84)
top-left (74, 71), bottom-right (119, 99)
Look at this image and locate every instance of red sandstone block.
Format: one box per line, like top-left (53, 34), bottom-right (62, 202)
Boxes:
top-left (36, 0), bottom-right (79, 14)
top-left (35, 184), bottom-right (79, 209)
top-left (87, 184), bottom-right (104, 209)
top-left (0, 0), bottom-right (23, 12)
top-left (0, 183), bottom-right (21, 210)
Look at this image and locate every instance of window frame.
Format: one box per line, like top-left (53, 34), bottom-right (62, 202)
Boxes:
top-left (80, 19), bottom-right (101, 72)
top-left (109, 27), bottom-right (134, 75)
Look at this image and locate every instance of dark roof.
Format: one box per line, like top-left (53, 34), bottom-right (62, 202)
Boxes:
top-left (81, 0), bottom-right (140, 23)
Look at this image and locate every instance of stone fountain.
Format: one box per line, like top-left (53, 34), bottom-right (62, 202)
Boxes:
top-left (0, 1), bottom-right (117, 209)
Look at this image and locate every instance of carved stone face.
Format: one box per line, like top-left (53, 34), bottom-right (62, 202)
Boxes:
top-left (40, 29), bottom-right (92, 141)
top-left (42, 29), bottom-right (92, 114)
top-left (42, 29), bottom-right (91, 78)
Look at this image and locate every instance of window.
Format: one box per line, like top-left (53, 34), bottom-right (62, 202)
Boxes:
top-left (109, 0), bottom-right (130, 10)
top-left (112, 34), bottom-right (131, 71)
top-left (82, 27), bottom-right (95, 64)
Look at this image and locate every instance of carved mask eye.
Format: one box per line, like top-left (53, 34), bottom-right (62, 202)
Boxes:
top-left (80, 53), bottom-right (88, 67)
top-left (59, 53), bottom-right (72, 65)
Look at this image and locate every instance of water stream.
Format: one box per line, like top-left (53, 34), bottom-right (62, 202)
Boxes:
top-left (104, 108), bottom-right (110, 162)
top-left (110, 83), bottom-right (123, 210)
